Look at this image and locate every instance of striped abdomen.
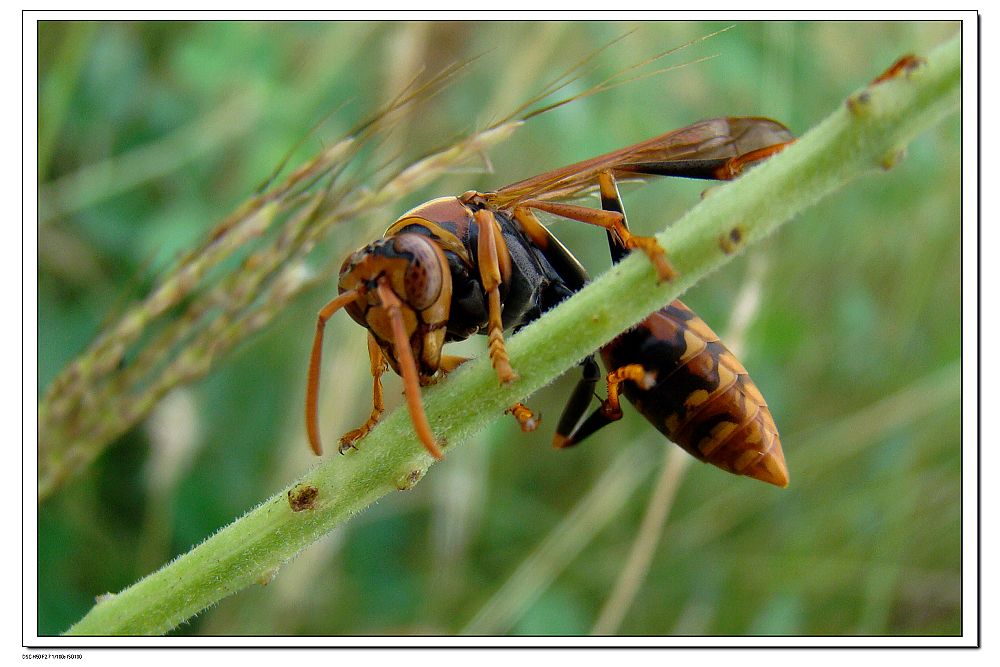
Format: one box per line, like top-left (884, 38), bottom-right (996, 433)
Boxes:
top-left (602, 300), bottom-right (787, 486)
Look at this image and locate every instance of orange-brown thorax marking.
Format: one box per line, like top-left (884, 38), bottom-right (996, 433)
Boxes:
top-left (387, 197), bottom-right (474, 264)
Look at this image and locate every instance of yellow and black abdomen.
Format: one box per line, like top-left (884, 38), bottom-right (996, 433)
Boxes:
top-left (602, 300), bottom-right (787, 486)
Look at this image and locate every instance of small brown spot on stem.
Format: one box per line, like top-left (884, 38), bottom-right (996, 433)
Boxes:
top-left (846, 91), bottom-right (872, 116)
top-left (719, 226), bottom-right (745, 254)
top-left (288, 483), bottom-right (319, 511)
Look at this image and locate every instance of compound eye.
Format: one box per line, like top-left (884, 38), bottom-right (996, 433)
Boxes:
top-left (396, 234), bottom-right (444, 310)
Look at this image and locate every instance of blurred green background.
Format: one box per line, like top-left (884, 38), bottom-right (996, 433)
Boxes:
top-left (37, 20), bottom-right (962, 636)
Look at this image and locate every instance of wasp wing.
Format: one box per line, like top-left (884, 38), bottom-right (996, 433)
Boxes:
top-left (487, 117), bottom-right (793, 210)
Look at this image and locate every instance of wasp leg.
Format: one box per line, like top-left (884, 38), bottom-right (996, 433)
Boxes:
top-left (594, 169), bottom-right (671, 270)
top-left (553, 354), bottom-right (602, 448)
top-left (439, 354), bottom-right (469, 376)
top-left (506, 403), bottom-right (540, 432)
top-left (597, 169), bottom-right (632, 265)
top-left (603, 364), bottom-right (657, 417)
top-left (518, 180), bottom-right (676, 282)
top-left (555, 363), bottom-right (656, 448)
top-left (472, 208), bottom-right (518, 384)
top-left (442, 354), bottom-right (538, 431)
top-left (338, 332), bottom-right (389, 454)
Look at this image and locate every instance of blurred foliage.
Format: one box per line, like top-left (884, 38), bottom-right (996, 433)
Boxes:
top-left (37, 20), bottom-right (961, 637)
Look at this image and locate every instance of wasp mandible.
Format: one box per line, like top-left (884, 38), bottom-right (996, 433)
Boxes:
top-left (305, 117), bottom-right (793, 484)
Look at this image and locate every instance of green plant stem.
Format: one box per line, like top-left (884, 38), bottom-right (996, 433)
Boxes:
top-left (65, 35), bottom-right (959, 636)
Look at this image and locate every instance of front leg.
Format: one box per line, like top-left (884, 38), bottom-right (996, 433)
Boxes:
top-left (338, 333), bottom-right (388, 453)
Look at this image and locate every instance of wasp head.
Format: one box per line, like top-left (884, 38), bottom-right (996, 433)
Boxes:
top-left (337, 232), bottom-right (453, 378)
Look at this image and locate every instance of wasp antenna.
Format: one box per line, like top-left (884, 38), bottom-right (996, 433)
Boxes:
top-left (375, 280), bottom-right (444, 460)
top-left (306, 288), bottom-right (366, 456)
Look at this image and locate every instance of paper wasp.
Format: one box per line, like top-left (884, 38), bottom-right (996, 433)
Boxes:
top-left (305, 116), bottom-right (793, 485)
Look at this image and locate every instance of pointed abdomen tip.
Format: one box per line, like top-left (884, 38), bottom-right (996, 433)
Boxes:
top-left (746, 442), bottom-right (789, 487)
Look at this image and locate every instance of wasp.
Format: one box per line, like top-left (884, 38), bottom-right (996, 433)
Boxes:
top-left (305, 116), bottom-right (793, 485)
